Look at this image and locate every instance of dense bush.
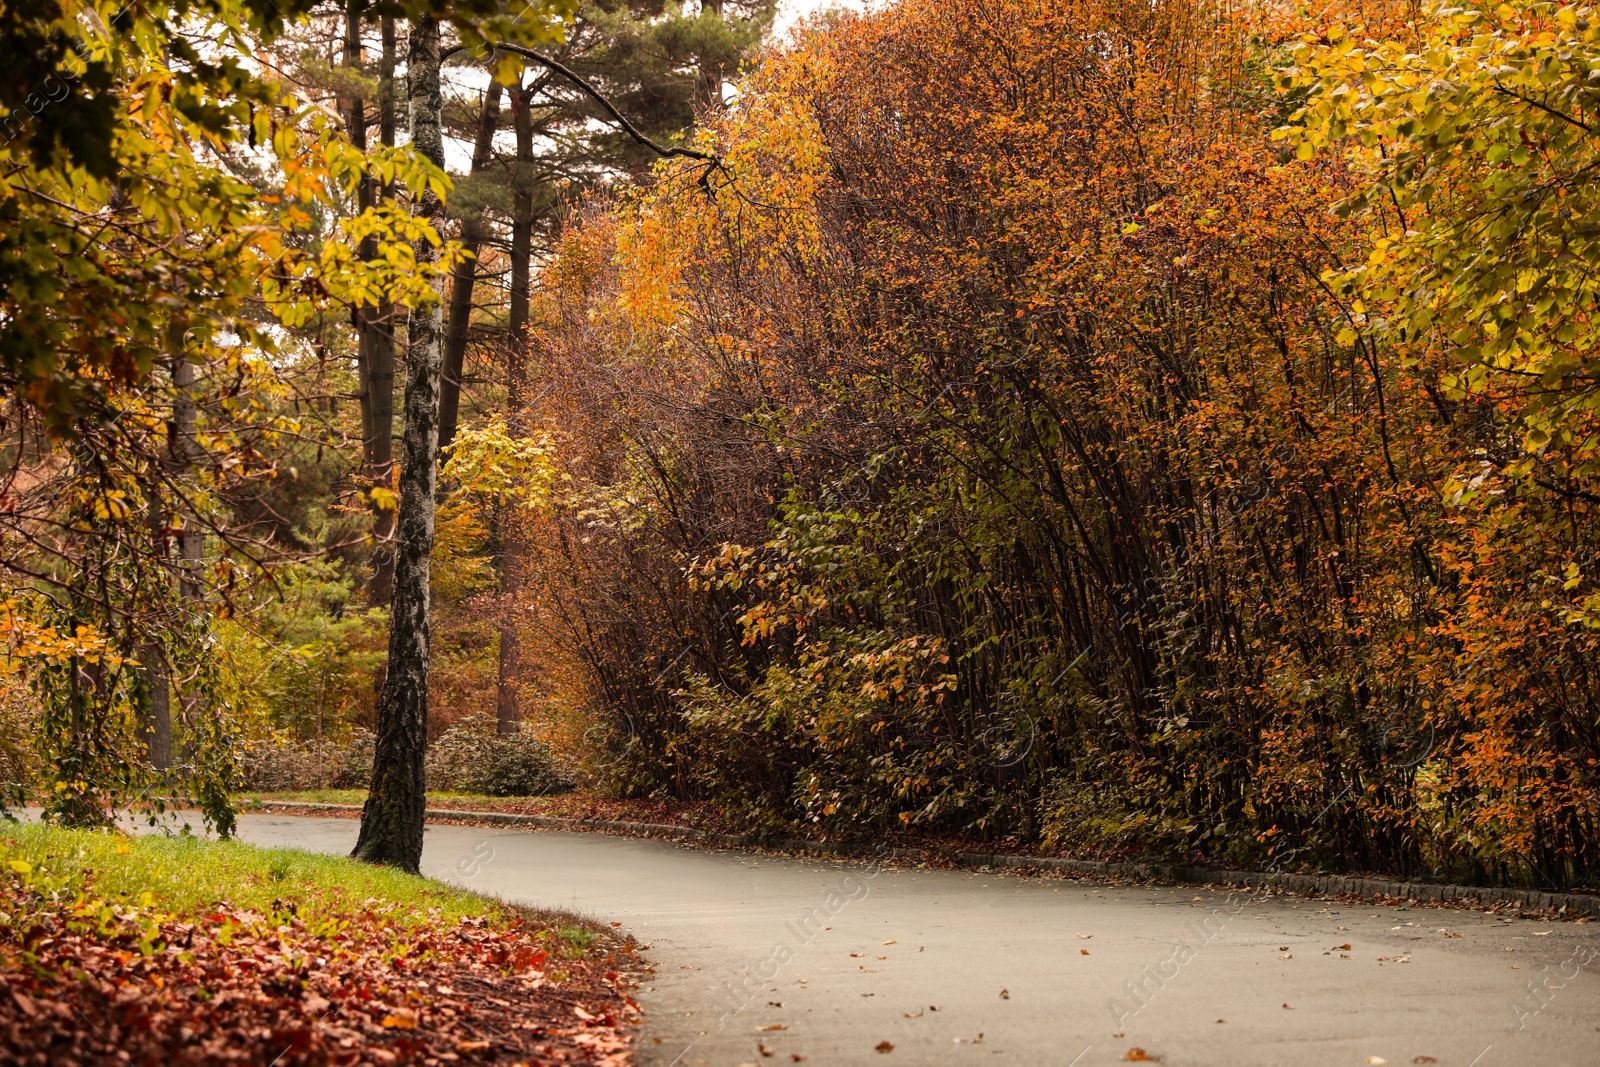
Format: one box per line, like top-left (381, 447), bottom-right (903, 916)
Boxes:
top-left (426, 716), bottom-right (574, 798)
top-left (236, 732), bottom-right (375, 793)
top-left (514, 0), bottom-right (1600, 886)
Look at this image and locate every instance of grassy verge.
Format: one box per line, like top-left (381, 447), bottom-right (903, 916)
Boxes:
top-left (238, 789), bottom-right (726, 830)
top-left (0, 823), bottom-right (638, 1066)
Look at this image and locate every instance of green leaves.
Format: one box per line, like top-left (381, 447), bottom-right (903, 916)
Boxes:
top-left (1282, 0), bottom-right (1600, 467)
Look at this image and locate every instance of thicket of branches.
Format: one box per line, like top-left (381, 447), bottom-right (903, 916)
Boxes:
top-left (517, 0), bottom-right (1600, 886)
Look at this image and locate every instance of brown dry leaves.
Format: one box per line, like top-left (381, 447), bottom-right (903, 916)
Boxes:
top-left (0, 884), bottom-right (638, 1066)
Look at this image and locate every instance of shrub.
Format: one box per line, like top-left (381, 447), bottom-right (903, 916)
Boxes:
top-left (236, 730), bottom-right (375, 792)
top-left (426, 716), bottom-right (574, 798)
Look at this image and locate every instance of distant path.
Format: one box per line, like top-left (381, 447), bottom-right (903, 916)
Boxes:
top-left (233, 814), bottom-right (1597, 1067)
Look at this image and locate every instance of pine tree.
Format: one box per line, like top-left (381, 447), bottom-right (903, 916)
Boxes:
top-left (434, 1), bottom-right (775, 735)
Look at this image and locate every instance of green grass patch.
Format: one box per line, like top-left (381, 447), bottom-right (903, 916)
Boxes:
top-left (237, 789), bottom-right (571, 806)
top-left (237, 788), bottom-right (370, 805)
top-left (0, 823), bottom-right (593, 950)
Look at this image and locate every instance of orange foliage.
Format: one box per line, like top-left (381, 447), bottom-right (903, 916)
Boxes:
top-left (511, 0), bottom-right (1600, 884)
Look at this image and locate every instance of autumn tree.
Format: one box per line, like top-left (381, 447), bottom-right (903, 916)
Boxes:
top-left (515, 0), bottom-right (1600, 885)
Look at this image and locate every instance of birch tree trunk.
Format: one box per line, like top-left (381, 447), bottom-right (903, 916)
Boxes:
top-left (353, 15), bottom-right (444, 872)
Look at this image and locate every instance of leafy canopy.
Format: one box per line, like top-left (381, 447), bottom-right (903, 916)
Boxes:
top-left (1281, 0), bottom-right (1600, 460)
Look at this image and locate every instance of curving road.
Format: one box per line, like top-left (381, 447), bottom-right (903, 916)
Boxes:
top-left (228, 814), bottom-right (1597, 1067)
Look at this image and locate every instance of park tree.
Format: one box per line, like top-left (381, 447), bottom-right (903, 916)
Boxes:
top-left (428, 1), bottom-right (774, 737)
top-left (0, 0), bottom-right (468, 831)
top-left (1281, 1), bottom-right (1600, 467)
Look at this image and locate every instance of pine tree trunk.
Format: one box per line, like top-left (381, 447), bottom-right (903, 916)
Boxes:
top-left (496, 83), bottom-right (537, 738)
top-left (437, 75), bottom-right (504, 456)
top-left (698, 0), bottom-right (726, 109)
top-left (353, 15), bottom-right (444, 873)
top-left (351, 7), bottom-right (398, 607)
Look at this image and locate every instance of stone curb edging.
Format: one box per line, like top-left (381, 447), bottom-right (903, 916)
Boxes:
top-left (245, 799), bottom-right (1598, 918)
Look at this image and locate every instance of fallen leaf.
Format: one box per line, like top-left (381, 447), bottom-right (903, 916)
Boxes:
top-left (456, 1040), bottom-right (491, 1053)
top-left (1124, 1049), bottom-right (1159, 1062)
top-left (1333, 944), bottom-right (1353, 951)
top-left (381, 1008), bottom-right (419, 1030)
top-left (1076, 932), bottom-right (1092, 938)
top-left (756, 1024), bottom-right (786, 1031)
top-left (902, 1010), bottom-right (923, 1018)
top-left (1366, 1059), bottom-right (1388, 1065)
top-left (1081, 949), bottom-right (1091, 955)
top-left (999, 988), bottom-right (1009, 999)
top-left (882, 940), bottom-right (897, 945)
top-left (876, 1040), bottom-right (895, 1053)
top-left (759, 1042), bottom-right (774, 1057)
top-left (1412, 1058), bottom-right (1438, 1065)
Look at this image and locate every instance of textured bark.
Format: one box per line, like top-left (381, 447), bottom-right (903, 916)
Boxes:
top-left (142, 478), bottom-right (170, 771)
top-left (353, 16), bottom-right (444, 873)
top-left (145, 669), bottom-right (172, 770)
top-left (172, 352), bottom-right (203, 602)
top-left (351, 8), bottom-right (398, 607)
top-left (437, 76), bottom-right (504, 457)
top-left (143, 346), bottom-right (202, 770)
top-left (494, 83), bottom-right (539, 738)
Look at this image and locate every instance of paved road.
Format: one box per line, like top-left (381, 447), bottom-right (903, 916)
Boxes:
top-left (227, 814), bottom-right (1596, 1067)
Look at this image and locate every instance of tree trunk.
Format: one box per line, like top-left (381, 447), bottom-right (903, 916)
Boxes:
top-left (353, 15), bottom-right (444, 873)
top-left (145, 658), bottom-right (172, 770)
top-left (495, 82), bottom-right (537, 738)
top-left (437, 74), bottom-right (504, 456)
top-left (141, 494), bottom-right (171, 772)
top-left (172, 340), bottom-right (203, 604)
top-left (698, 0), bottom-right (726, 109)
top-left (351, 8), bottom-right (398, 607)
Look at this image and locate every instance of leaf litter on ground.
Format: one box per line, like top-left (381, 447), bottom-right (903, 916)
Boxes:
top-left (0, 826), bottom-right (640, 1066)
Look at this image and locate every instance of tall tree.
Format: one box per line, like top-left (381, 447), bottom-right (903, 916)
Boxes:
top-left (347, 10), bottom-right (401, 605)
top-left (494, 79), bottom-right (540, 737)
top-left (435, 0), bottom-right (774, 735)
top-left (353, 14), bottom-right (448, 872)
top-left (437, 74), bottom-right (504, 455)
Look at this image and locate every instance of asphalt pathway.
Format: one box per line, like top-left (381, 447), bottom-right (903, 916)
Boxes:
top-left (219, 814), bottom-right (1597, 1067)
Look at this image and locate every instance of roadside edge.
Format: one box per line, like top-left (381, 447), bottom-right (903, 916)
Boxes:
top-left (243, 799), bottom-right (1597, 918)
